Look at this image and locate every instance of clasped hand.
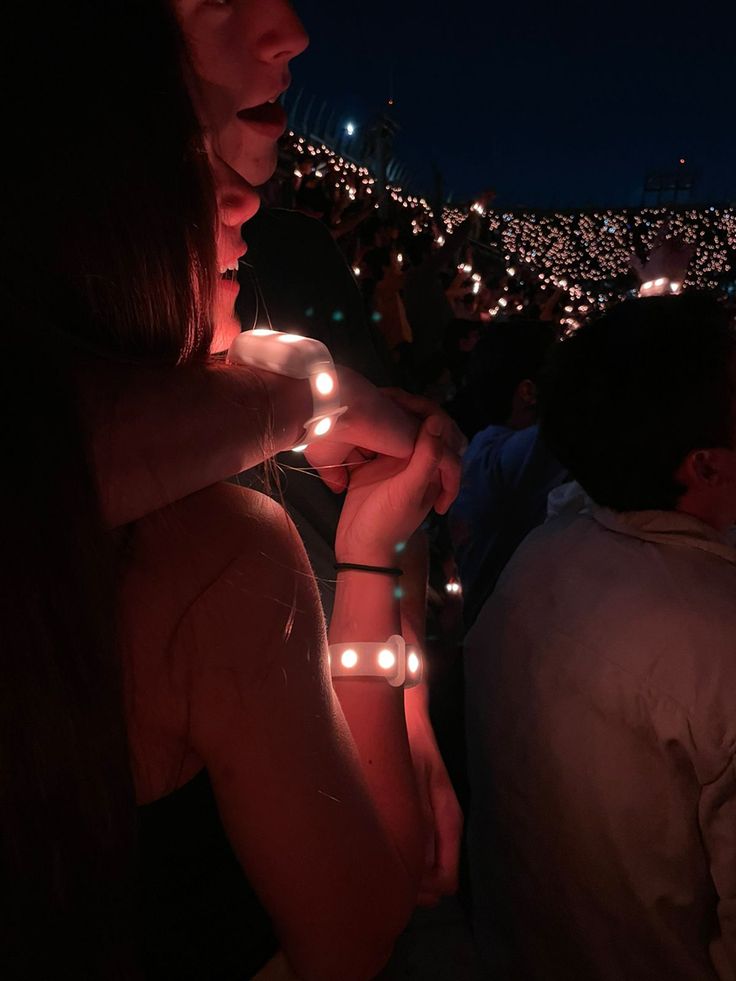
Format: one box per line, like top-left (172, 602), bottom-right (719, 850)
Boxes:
top-left (306, 368), bottom-right (465, 540)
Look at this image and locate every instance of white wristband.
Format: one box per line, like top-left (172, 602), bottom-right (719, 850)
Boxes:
top-left (227, 329), bottom-right (347, 450)
top-left (639, 277), bottom-right (682, 297)
top-left (329, 635), bottom-right (423, 689)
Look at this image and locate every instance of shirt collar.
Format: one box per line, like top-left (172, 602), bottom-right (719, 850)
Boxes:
top-left (592, 508), bottom-right (736, 565)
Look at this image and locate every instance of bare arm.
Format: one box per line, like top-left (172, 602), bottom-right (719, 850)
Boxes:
top-left (399, 531), bottom-right (463, 905)
top-left (328, 418), bottom-right (456, 904)
top-left (184, 415), bottom-right (454, 978)
top-left (83, 361), bottom-right (451, 531)
top-left (329, 572), bottom-right (424, 895)
top-left (184, 491), bottom-right (422, 981)
top-left (81, 360), bottom-right (311, 528)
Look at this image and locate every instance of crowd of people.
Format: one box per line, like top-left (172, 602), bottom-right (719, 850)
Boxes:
top-left (260, 134), bottom-right (736, 423)
top-left (3, 1), bottom-right (736, 980)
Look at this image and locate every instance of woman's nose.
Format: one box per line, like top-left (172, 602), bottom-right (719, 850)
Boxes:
top-left (255, 1), bottom-right (309, 65)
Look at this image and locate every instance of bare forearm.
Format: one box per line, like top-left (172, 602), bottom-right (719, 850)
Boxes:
top-left (398, 530), bottom-right (429, 649)
top-left (398, 531), bottom-right (432, 723)
top-left (330, 572), bottom-right (424, 887)
top-left (82, 360), bottom-right (312, 528)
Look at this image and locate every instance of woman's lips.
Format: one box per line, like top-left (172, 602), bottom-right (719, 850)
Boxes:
top-left (236, 101), bottom-right (287, 141)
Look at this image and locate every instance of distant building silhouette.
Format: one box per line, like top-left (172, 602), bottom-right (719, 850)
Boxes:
top-left (642, 165), bottom-right (697, 206)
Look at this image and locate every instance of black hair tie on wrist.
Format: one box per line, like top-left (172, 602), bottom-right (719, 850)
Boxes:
top-left (335, 563), bottom-right (404, 578)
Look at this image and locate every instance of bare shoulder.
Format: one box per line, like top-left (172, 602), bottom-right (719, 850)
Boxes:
top-left (127, 482), bottom-right (311, 602)
top-left (122, 483), bottom-right (324, 799)
top-left (122, 481), bottom-right (322, 695)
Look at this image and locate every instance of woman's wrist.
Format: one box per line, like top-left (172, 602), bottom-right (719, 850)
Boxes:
top-left (248, 368), bottom-right (313, 450)
top-left (334, 558), bottom-right (402, 574)
top-left (334, 549), bottom-right (402, 569)
top-left (329, 569), bottom-right (402, 645)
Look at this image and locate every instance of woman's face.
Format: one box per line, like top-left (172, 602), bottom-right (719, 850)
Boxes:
top-left (174, 0), bottom-right (308, 189)
top-left (174, 0), bottom-right (308, 351)
top-left (208, 146), bottom-right (259, 353)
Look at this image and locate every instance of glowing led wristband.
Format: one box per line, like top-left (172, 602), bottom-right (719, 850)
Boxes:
top-left (329, 635), bottom-right (423, 689)
top-left (227, 329), bottom-right (346, 450)
top-left (639, 278), bottom-right (682, 297)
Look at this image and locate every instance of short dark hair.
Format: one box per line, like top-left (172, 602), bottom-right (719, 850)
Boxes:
top-left (444, 318), bottom-right (479, 351)
top-left (468, 321), bottom-right (557, 427)
top-left (540, 295), bottom-right (736, 512)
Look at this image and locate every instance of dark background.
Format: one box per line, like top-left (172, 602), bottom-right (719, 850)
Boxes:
top-left (291, 0), bottom-right (735, 207)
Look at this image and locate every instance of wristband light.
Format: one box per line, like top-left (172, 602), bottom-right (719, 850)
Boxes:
top-left (329, 636), bottom-right (423, 688)
top-left (639, 277), bottom-right (682, 297)
top-left (227, 329), bottom-right (347, 451)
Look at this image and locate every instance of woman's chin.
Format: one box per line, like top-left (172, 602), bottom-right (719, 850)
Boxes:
top-left (235, 144), bottom-right (279, 190)
top-left (211, 287), bottom-right (243, 355)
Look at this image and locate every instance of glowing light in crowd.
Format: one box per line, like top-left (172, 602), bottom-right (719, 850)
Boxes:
top-left (492, 206), bottom-right (735, 301)
top-left (378, 649), bottom-right (396, 670)
top-left (341, 650), bottom-right (359, 669)
top-left (286, 133), bottom-right (733, 312)
top-left (345, 121), bottom-right (356, 136)
top-left (445, 580), bottom-right (462, 596)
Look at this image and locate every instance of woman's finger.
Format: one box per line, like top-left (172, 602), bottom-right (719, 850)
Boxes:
top-left (403, 416), bottom-right (444, 497)
top-left (303, 441), bottom-right (351, 493)
top-left (382, 388), bottom-right (467, 456)
top-left (434, 444), bottom-right (462, 515)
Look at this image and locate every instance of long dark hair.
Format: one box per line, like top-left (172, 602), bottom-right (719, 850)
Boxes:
top-left (0, 1), bottom-right (217, 975)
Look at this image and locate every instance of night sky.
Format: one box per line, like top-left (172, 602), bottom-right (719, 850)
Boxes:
top-left (291, 0), bottom-right (734, 208)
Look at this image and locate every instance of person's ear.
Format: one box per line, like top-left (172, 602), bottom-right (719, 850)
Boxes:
top-left (677, 448), bottom-right (726, 490)
top-left (517, 379), bottom-right (537, 408)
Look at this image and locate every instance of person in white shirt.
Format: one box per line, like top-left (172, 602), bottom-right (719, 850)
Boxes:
top-left (466, 295), bottom-right (736, 980)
